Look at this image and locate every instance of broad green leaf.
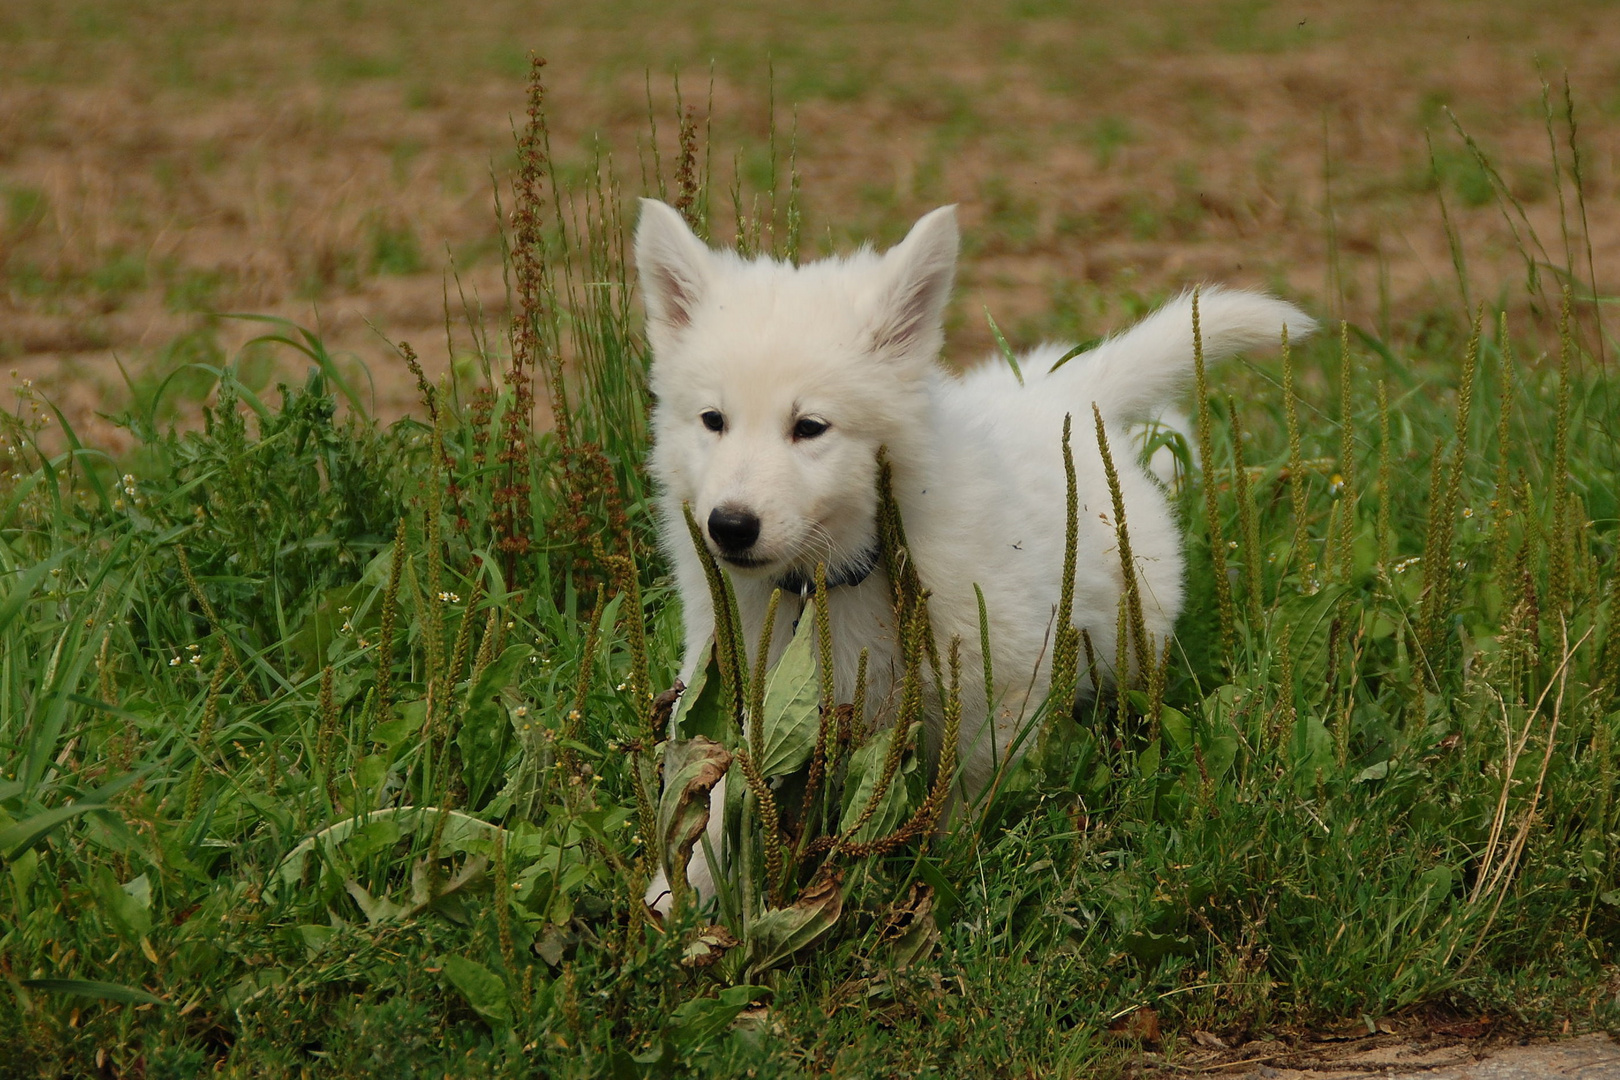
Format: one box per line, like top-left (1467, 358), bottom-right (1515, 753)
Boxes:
top-left (459, 644), bottom-right (533, 807)
top-left (0, 801), bottom-right (110, 861)
top-left (1138, 737), bottom-right (1162, 779)
top-left (293, 924), bottom-right (335, 955)
top-left (1157, 700), bottom-right (1192, 752)
top-left (1417, 864), bottom-right (1454, 901)
top-left (345, 880), bottom-right (412, 923)
top-left (0, 550), bottom-right (68, 638)
top-left (1279, 585), bottom-right (1350, 700)
top-left (758, 603), bottom-right (821, 777)
top-left (1202, 733), bottom-right (1239, 782)
top-left (666, 984), bottom-right (768, 1049)
top-left (21, 978), bottom-right (163, 1006)
top-left (369, 714), bottom-right (417, 748)
top-left (838, 723), bottom-right (919, 842)
top-left (672, 646), bottom-right (729, 744)
top-left (7, 846), bottom-right (38, 909)
top-left (1355, 760), bottom-right (1392, 783)
top-left (93, 870), bottom-right (152, 942)
top-left (1291, 712), bottom-right (1334, 788)
top-left (441, 954), bottom-right (511, 1028)
top-left (266, 807), bottom-right (500, 901)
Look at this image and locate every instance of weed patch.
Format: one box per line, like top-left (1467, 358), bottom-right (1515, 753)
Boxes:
top-left (0, 61), bottom-right (1616, 1079)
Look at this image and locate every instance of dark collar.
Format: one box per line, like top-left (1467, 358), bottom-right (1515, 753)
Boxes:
top-left (774, 544), bottom-right (880, 598)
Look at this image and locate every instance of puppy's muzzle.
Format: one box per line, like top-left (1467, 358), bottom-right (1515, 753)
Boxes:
top-left (708, 505), bottom-right (762, 558)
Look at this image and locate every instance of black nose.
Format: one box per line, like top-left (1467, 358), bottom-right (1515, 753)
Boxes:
top-left (708, 506), bottom-right (761, 555)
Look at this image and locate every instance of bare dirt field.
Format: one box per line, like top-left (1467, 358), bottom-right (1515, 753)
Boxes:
top-left (3, 0), bottom-right (1618, 448)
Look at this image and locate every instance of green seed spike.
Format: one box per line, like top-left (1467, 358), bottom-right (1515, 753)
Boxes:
top-left (1416, 435), bottom-right (1448, 677)
top-left (839, 608), bottom-right (924, 847)
top-left (1080, 628), bottom-right (1100, 698)
top-left (851, 648), bottom-right (868, 746)
top-left (445, 572), bottom-right (486, 717)
top-left (1192, 290), bottom-right (1235, 662)
top-left (1334, 321), bottom-right (1358, 580)
top-left (1337, 320), bottom-right (1356, 497)
top-left (1274, 632), bottom-right (1295, 752)
top-left (735, 737), bottom-right (784, 906)
top-left (1114, 598), bottom-right (1130, 732)
top-left (683, 501), bottom-right (746, 726)
top-left (605, 543), bottom-right (653, 742)
top-left (184, 657), bottom-right (228, 821)
top-left (1229, 399), bottom-right (1263, 630)
top-left (494, 829), bottom-right (516, 977)
top-left (1282, 323), bottom-right (1310, 581)
top-left (975, 583), bottom-right (995, 731)
top-left (876, 448), bottom-right (941, 685)
top-left (1093, 403), bottom-right (1149, 677)
top-left (815, 563), bottom-right (835, 719)
top-left (1416, 309), bottom-right (1482, 681)
top-left (1590, 563), bottom-right (1617, 820)
top-left (799, 571), bottom-right (838, 854)
top-left (1548, 287), bottom-right (1574, 614)
top-left (560, 584), bottom-right (606, 774)
top-left (748, 589), bottom-right (783, 759)
top-left (1376, 380), bottom-right (1393, 576)
top-left (371, 516), bottom-right (408, 737)
top-left (1145, 634), bottom-right (1170, 742)
top-left (842, 637), bottom-right (962, 860)
top-left (1048, 414), bottom-right (1082, 713)
top-left (316, 664), bottom-right (340, 810)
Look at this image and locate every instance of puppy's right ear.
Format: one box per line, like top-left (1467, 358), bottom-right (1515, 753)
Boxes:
top-left (635, 199), bottom-right (711, 354)
top-left (867, 205), bottom-right (958, 363)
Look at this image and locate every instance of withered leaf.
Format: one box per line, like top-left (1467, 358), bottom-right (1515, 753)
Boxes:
top-left (681, 923), bottom-right (740, 969)
top-left (657, 737), bottom-right (733, 889)
top-left (744, 868), bottom-right (844, 978)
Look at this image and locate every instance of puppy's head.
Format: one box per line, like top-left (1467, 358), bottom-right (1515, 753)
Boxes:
top-left (635, 200), bottom-right (957, 582)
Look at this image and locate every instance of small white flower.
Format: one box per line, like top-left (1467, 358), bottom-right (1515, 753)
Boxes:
top-left (615, 682), bottom-right (627, 691)
top-left (169, 657), bottom-right (181, 666)
top-left (189, 654), bottom-right (202, 665)
top-left (187, 643), bottom-right (200, 652)
top-left (1461, 507), bottom-right (1474, 519)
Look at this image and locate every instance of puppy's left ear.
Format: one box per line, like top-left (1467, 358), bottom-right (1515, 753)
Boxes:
top-left (868, 205), bottom-right (958, 361)
top-left (635, 198), bottom-right (712, 354)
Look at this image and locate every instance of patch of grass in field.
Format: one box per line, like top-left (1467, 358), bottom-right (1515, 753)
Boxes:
top-left (1, 64), bottom-right (1618, 1079)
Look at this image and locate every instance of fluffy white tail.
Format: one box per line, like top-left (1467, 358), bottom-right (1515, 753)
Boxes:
top-left (1054, 286), bottom-right (1315, 423)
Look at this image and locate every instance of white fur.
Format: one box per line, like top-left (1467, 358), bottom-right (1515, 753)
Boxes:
top-left (635, 198), bottom-right (1313, 912)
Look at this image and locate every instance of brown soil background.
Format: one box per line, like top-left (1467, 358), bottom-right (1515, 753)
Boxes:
top-left (3, 0), bottom-right (1619, 449)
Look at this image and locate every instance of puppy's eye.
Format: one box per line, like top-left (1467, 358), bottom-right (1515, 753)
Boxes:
top-left (793, 417), bottom-right (829, 440)
top-left (700, 409), bottom-right (725, 433)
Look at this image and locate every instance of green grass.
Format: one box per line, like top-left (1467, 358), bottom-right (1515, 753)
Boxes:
top-left (1, 69), bottom-right (1618, 1079)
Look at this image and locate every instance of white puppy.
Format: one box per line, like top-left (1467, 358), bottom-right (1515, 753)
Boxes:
top-left (635, 199), bottom-right (1311, 911)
